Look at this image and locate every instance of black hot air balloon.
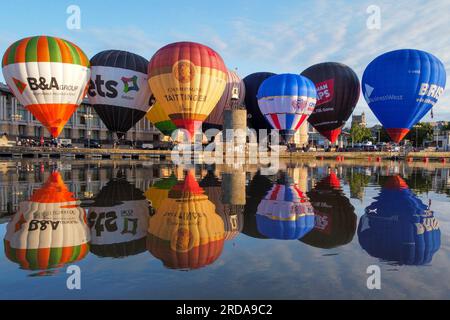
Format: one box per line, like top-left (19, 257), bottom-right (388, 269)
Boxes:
top-left (300, 171), bottom-right (357, 249)
top-left (301, 62), bottom-right (360, 143)
top-left (243, 72), bottom-right (275, 132)
top-left (242, 171), bottom-right (276, 239)
top-left (87, 176), bottom-right (151, 258)
top-left (88, 50), bottom-right (152, 139)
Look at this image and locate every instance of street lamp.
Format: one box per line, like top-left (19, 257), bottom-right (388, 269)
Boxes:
top-left (83, 113), bottom-right (94, 148)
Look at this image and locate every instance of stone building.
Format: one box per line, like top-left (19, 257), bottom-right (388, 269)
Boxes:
top-left (0, 82), bottom-right (162, 145)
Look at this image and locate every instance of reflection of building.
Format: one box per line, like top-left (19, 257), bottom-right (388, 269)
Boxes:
top-left (0, 83), bottom-right (162, 144)
top-left (351, 112), bottom-right (366, 128)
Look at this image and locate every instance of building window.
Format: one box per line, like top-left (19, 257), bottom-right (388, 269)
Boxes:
top-left (34, 127), bottom-right (42, 138)
top-left (79, 129), bottom-right (85, 139)
top-left (64, 128), bottom-right (72, 139)
top-left (18, 125), bottom-right (26, 136)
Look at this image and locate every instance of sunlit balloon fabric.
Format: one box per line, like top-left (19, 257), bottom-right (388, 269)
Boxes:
top-left (358, 176), bottom-right (441, 265)
top-left (147, 171), bottom-right (225, 270)
top-left (243, 72), bottom-right (275, 131)
top-left (2, 36), bottom-right (90, 138)
top-left (301, 62), bottom-right (360, 143)
top-left (256, 177), bottom-right (314, 240)
top-left (145, 175), bottom-right (178, 211)
top-left (88, 50), bottom-right (152, 139)
top-left (362, 49), bottom-right (446, 143)
top-left (3, 172), bottom-right (90, 271)
top-left (148, 42), bottom-right (227, 137)
top-left (257, 74), bottom-right (317, 143)
top-left (203, 70), bottom-right (246, 131)
top-left (146, 99), bottom-right (177, 136)
top-left (88, 177), bottom-right (150, 258)
top-left (300, 172), bottom-right (357, 249)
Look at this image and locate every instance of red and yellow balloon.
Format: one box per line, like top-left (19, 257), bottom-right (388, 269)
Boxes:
top-left (148, 42), bottom-right (227, 138)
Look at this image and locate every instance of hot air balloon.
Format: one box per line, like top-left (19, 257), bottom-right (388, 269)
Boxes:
top-left (243, 72), bottom-right (275, 132)
top-left (4, 172), bottom-right (90, 272)
top-left (257, 74), bottom-right (317, 144)
top-left (2, 36), bottom-right (90, 138)
top-left (256, 172), bottom-right (315, 240)
top-left (362, 49), bottom-right (446, 143)
top-left (242, 172), bottom-right (278, 239)
top-left (301, 62), bottom-right (360, 143)
top-left (88, 50), bottom-right (152, 139)
top-left (300, 172), bottom-right (357, 249)
top-left (148, 42), bottom-right (227, 139)
top-left (203, 70), bottom-right (246, 131)
top-left (145, 174), bottom-right (178, 211)
top-left (87, 176), bottom-right (151, 258)
top-left (146, 98), bottom-right (177, 136)
top-left (147, 170), bottom-right (225, 270)
top-left (358, 175), bottom-right (441, 265)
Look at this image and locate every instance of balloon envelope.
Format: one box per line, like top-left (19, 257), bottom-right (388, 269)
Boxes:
top-left (4, 172), bottom-right (90, 271)
top-left (301, 62), bottom-right (360, 143)
top-left (146, 99), bottom-right (177, 136)
top-left (147, 171), bottom-right (225, 270)
top-left (362, 49), bottom-right (446, 143)
top-left (256, 175), bottom-right (315, 240)
top-left (358, 175), bottom-right (441, 265)
top-left (203, 70), bottom-right (246, 131)
top-left (2, 36), bottom-right (90, 138)
top-left (257, 73), bottom-right (317, 144)
top-left (148, 42), bottom-right (227, 137)
top-left (88, 50), bottom-right (151, 139)
top-left (88, 177), bottom-right (150, 258)
top-left (300, 172), bottom-right (357, 249)
top-left (243, 72), bottom-right (275, 131)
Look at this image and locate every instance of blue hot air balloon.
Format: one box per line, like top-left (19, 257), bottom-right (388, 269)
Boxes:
top-left (358, 175), bottom-right (441, 265)
top-left (257, 74), bottom-right (317, 144)
top-left (256, 174), bottom-right (315, 240)
top-left (362, 49), bottom-right (446, 143)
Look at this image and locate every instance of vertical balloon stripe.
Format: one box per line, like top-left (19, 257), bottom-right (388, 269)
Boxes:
top-left (26, 248), bottom-right (39, 270)
top-left (73, 44), bottom-right (89, 67)
top-left (63, 40), bottom-right (81, 65)
top-left (14, 37), bottom-right (31, 63)
top-left (55, 38), bottom-right (72, 64)
top-left (25, 36), bottom-right (39, 62)
top-left (47, 36), bottom-right (62, 63)
top-left (70, 244), bottom-right (81, 261)
top-left (2, 46), bottom-right (10, 66)
top-left (37, 36), bottom-right (50, 62)
top-left (6, 40), bottom-right (20, 65)
top-left (16, 248), bottom-right (31, 269)
top-left (49, 247), bottom-right (63, 267)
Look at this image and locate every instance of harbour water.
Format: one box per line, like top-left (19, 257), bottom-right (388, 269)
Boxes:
top-left (0, 159), bottom-right (449, 300)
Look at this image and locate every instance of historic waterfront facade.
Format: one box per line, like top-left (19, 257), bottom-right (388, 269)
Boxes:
top-left (0, 83), bottom-right (162, 145)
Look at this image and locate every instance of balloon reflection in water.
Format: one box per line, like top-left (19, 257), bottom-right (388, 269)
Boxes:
top-left (88, 175), bottom-right (151, 258)
top-left (147, 170), bottom-right (225, 270)
top-left (199, 170), bottom-right (245, 241)
top-left (300, 172), bottom-right (357, 249)
top-left (358, 175), bottom-right (441, 265)
top-left (256, 172), bottom-right (315, 240)
top-left (4, 172), bottom-right (90, 273)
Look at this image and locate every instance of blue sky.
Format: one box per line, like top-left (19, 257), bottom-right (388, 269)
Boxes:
top-left (1, 0), bottom-right (449, 126)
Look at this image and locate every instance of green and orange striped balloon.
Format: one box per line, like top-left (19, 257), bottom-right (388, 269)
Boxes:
top-left (2, 36), bottom-right (90, 138)
top-left (3, 172), bottom-right (90, 271)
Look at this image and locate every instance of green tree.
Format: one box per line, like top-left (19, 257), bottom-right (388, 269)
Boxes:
top-left (405, 122), bottom-right (433, 147)
top-left (349, 124), bottom-right (373, 143)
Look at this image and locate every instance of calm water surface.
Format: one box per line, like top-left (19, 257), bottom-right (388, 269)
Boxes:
top-left (0, 159), bottom-right (449, 299)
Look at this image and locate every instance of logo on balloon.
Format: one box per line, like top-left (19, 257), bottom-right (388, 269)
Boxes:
top-left (173, 60), bottom-right (196, 84)
top-left (12, 77), bottom-right (27, 94)
top-left (315, 79), bottom-right (334, 106)
top-left (121, 75), bottom-right (140, 93)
